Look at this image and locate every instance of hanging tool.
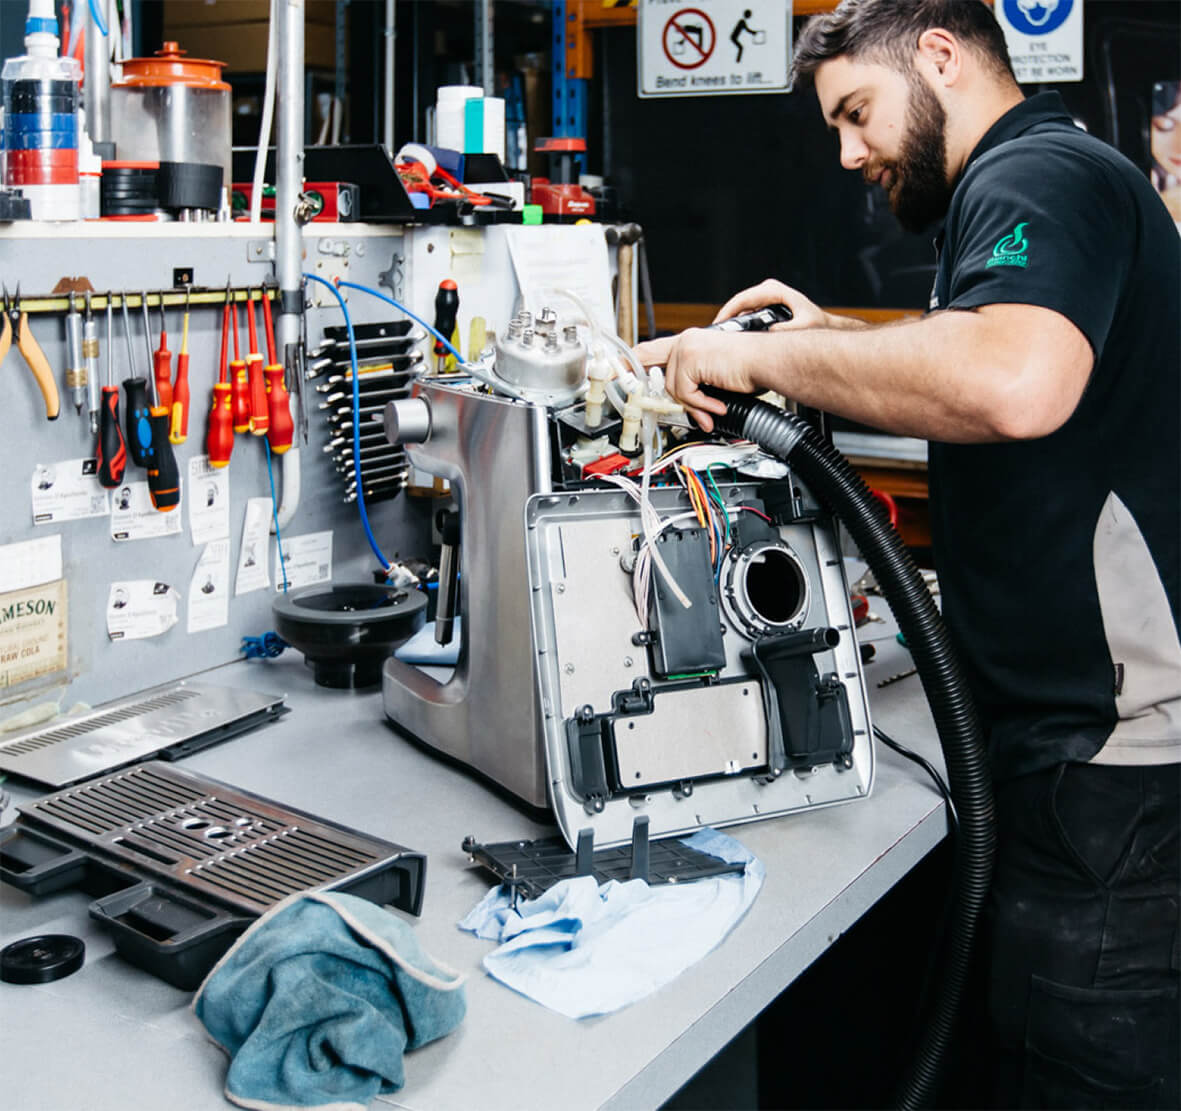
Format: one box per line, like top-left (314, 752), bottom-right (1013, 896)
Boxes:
top-left (122, 294), bottom-right (152, 467)
top-left (207, 292), bottom-right (235, 469)
top-left (433, 279), bottom-right (459, 373)
top-left (228, 285), bottom-right (251, 434)
top-left (64, 292), bottom-right (87, 417)
top-left (169, 287), bottom-right (191, 444)
top-left (260, 286), bottom-right (293, 453)
top-left (1, 285), bottom-right (60, 420)
top-left (140, 292), bottom-right (180, 511)
top-left (153, 294), bottom-right (173, 412)
top-left (83, 292), bottom-right (100, 435)
top-left (96, 296), bottom-right (127, 488)
top-left (244, 290), bottom-right (269, 436)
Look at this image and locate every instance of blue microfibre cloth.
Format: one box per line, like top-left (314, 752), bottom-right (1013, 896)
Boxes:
top-left (193, 891), bottom-right (466, 1111)
top-left (394, 617), bottom-right (461, 665)
top-left (458, 827), bottom-right (764, 1019)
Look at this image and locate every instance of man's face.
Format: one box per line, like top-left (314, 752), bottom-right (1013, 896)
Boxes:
top-left (814, 55), bottom-right (952, 233)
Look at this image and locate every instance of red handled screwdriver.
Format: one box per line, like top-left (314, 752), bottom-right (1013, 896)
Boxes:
top-left (96, 296), bottom-right (127, 487)
top-left (244, 290), bottom-right (269, 436)
top-left (141, 292), bottom-right (180, 511)
top-left (169, 286), bottom-right (191, 443)
top-left (227, 284), bottom-right (252, 434)
top-left (260, 287), bottom-right (293, 453)
top-left (207, 295), bottom-right (234, 468)
top-left (433, 279), bottom-right (459, 373)
top-left (153, 295), bottom-right (173, 412)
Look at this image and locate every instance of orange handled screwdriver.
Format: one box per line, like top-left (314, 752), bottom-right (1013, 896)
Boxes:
top-left (244, 291), bottom-right (269, 436)
top-left (227, 284), bottom-right (251, 434)
top-left (260, 288), bottom-right (293, 453)
top-left (153, 295), bottom-right (173, 412)
top-left (141, 292), bottom-right (180, 511)
top-left (207, 296), bottom-right (234, 468)
top-left (169, 287), bottom-right (191, 443)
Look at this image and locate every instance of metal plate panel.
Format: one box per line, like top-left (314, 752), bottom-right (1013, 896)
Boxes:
top-left (0, 681), bottom-right (286, 787)
top-left (614, 682), bottom-right (767, 786)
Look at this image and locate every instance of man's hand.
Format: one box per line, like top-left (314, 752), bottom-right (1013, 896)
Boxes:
top-left (712, 279), bottom-right (832, 330)
top-left (632, 327), bottom-right (762, 432)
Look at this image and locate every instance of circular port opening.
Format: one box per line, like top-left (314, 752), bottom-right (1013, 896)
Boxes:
top-left (744, 548), bottom-right (806, 625)
top-left (723, 541), bottom-right (810, 638)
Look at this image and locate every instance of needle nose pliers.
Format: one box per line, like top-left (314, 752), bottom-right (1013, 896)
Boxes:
top-left (1, 284), bottom-right (60, 420)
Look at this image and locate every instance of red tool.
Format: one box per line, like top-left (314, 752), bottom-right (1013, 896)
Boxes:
top-left (227, 286), bottom-right (251, 434)
top-left (244, 291), bottom-right (268, 436)
top-left (260, 288), bottom-right (294, 453)
top-left (96, 297), bottom-right (127, 486)
top-left (531, 137), bottom-right (597, 217)
top-left (169, 286), bottom-right (191, 443)
top-left (153, 296), bottom-right (173, 412)
top-left (207, 292), bottom-right (234, 468)
top-left (395, 160), bottom-right (492, 208)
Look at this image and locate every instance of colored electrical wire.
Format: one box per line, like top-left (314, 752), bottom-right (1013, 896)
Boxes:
top-left (303, 272), bottom-right (392, 572)
top-left (705, 463), bottom-right (733, 544)
top-left (333, 279), bottom-right (466, 364)
top-left (264, 438), bottom-right (289, 592)
top-left (734, 504), bottom-right (773, 523)
top-left (89, 0), bottom-right (109, 36)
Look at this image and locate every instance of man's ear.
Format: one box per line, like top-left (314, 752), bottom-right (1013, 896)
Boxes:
top-left (916, 27), bottom-right (962, 85)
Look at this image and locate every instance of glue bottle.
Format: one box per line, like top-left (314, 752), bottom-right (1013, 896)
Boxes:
top-left (1, 0), bottom-right (82, 220)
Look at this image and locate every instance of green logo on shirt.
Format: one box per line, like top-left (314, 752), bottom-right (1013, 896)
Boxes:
top-left (987, 222), bottom-right (1029, 268)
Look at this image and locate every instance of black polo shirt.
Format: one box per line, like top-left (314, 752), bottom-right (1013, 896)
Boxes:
top-left (927, 92), bottom-right (1181, 781)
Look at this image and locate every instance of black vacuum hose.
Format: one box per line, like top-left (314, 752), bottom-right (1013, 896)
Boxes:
top-left (713, 394), bottom-right (996, 1109)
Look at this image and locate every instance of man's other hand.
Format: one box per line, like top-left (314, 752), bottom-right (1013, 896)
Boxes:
top-left (712, 279), bottom-right (830, 330)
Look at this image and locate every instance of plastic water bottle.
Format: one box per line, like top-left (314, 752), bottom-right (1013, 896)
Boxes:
top-left (1, 0), bottom-right (82, 220)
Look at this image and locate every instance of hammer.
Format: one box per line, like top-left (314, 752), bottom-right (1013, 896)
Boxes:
top-left (605, 223), bottom-right (643, 345)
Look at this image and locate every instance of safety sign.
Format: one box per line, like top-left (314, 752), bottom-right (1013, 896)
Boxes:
top-left (995, 0), bottom-right (1084, 84)
top-left (639, 0), bottom-right (791, 98)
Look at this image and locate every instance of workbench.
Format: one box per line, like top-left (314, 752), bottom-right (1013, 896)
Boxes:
top-left (0, 616), bottom-right (946, 1111)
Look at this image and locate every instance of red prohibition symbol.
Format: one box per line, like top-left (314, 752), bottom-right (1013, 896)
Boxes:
top-left (663, 9), bottom-right (716, 70)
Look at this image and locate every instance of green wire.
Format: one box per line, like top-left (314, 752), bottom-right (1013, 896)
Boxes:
top-left (705, 464), bottom-right (732, 544)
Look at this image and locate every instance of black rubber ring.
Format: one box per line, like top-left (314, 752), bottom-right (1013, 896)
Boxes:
top-left (0, 934), bottom-right (85, 984)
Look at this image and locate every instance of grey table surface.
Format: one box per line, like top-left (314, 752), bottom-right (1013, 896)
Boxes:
top-left (0, 608), bottom-right (945, 1111)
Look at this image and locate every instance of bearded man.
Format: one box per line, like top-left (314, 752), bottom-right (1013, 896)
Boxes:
top-left (633, 2), bottom-right (1180, 1106)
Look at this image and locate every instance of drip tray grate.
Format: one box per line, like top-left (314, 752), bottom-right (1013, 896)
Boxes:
top-left (0, 762), bottom-right (426, 989)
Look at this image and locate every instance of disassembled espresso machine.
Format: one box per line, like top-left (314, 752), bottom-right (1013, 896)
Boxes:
top-left (383, 306), bottom-right (874, 849)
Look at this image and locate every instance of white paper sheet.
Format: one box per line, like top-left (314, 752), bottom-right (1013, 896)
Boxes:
top-left (235, 498), bottom-right (272, 595)
top-left (188, 455), bottom-right (231, 545)
top-left (187, 540), bottom-right (231, 633)
top-left (111, 480), bottom-right (184, 541)
top-left (0, 535), bottom-right (63, 593)
top-left (274, 530), bottom-right (333, 592)
top-left (31, 459), bottom-right (110, 525)
top-left (106, 580), bottom-right (180, 640)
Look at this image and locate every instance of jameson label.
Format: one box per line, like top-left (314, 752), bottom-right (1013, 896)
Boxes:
top-left (0, 579), bottom-right (67, 687)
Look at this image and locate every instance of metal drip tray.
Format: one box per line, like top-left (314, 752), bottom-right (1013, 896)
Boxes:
top-left (0, 681), bottom-right (288, 788)
top-left (0, 762), bottom-right (426, 988)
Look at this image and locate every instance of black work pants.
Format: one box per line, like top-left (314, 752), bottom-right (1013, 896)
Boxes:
top-left (986, 762), bottom-right (1179, 1108)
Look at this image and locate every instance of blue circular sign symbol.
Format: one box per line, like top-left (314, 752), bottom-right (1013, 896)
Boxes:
top-left (1002, 0), bottom-right (1074, 35)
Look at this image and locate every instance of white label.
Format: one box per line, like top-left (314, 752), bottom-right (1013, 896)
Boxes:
top-left (505, 225), bottom-right (615, 334)
top-left (638, 0), bottom-right (792, 99)
top-left (0, 535), bottom-right (63, 593)
top-left (275, 530), bottom-right (333, 592)
top-left (106, 580), bottom-right (179, 641)
top-left (111, 479), bottom-right (184, 541)
top-left (995, 0), bottom-right (1084, 84)
top-left (235, 498), bottom-right (273, 595)
top-left (31, 459), bottom-right (110, 524)
top-left (188, 540), bottom-right (231, 633)
top-left (188, 455), bottom-right (231, 545)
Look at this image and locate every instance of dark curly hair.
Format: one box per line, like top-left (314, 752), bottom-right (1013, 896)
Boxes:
top-left (791, 0), bottom-right (1016, 89)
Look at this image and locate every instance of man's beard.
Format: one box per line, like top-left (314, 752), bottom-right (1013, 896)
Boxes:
top-left (881, 75), bottom-right (952, 233)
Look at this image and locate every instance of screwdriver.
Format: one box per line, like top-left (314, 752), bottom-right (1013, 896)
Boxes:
top-left (140, 292), bottom-right (180, 511)
top-left (169, 286), bottom-right (191, 444)
top-left (260, 287), bottom-right (293, 453)
top-left (433, 279), bottom-right (459, 373)
top-left (153, 295), bottom-right (173, 412)
top-left (96, 296), bottom-right (127, 487)
top-left (84, 292), bottom-right (100, 434)
top-left (227, 285), bottom-right (251, 434)
top-left (244, 290), bottom-right (268, 435)
top-left (207, 295), bottom-right (234, 468)
top-left (64, 291), bottom-right (87, 416)
top-left (122, 293), bottom-right (153, 468)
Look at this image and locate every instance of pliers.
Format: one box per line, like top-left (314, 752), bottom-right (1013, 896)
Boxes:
top-left (1, 284), bottom-right (60, 420)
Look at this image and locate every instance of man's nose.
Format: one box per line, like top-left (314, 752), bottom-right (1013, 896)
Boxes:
top-left (839, 131), bottom-right (868, 171)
